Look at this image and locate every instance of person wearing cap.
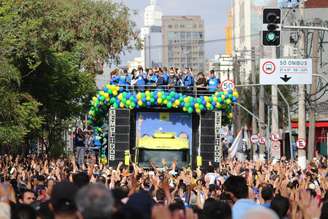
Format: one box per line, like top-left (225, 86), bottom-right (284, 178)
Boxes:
top-left (49, 182), bottom-right (78, 219)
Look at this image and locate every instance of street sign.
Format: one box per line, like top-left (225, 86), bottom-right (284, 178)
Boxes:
top-left (296, 138), bottom-right (306, 149)
top-left (259, 136), bottom-right (266, 145)
top-left (272, 141), bottom-right (281, 151)
top-left (260, 59), bottom-right (312, 85)
top-left (270, 133), bottom-right (280, 142)
top-left (250, 135), bottom-right (259, 144)
top-left (221, 80), bottom-right (235, 91)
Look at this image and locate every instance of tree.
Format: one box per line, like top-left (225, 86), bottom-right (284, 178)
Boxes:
top-left (0, 0), bottom-right (140, 153)
top-left (0, 58), bottom-right (43, 148)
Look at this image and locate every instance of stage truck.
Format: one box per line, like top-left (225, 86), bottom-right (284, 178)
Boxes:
top-left (87, 85), bottom-right (238, 168)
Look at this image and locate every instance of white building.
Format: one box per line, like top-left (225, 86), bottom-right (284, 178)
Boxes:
top-left (208, 55), bottom-right (233, 82)
top-left (141, 0), bottom-right (163, 68)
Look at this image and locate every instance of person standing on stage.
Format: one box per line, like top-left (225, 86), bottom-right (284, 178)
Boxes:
top-left (207, 69), bottom-right (220, 92)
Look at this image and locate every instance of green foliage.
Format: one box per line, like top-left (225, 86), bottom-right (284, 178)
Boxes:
top-left (0, 0), bottom-right (139, 152)
top-left (0, 58), bottom-right (43, 145)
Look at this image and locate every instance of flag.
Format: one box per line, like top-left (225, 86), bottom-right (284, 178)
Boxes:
top-left (228, 129), bottom-right (243, 159)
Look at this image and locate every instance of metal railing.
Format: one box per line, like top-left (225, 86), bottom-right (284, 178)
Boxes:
top-left (103, 84), bottom-right (224, 97)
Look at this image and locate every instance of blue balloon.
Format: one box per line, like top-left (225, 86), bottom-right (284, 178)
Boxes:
top-left (232, 97), bottom-right (237, 103)
top-left (146, 101), bottom-right (151, 106)
top-left (228, 89), bottom-right (233, 94)
top-left (142, 97), bottom-right (146, 102)
top-left (126, 93), bottom-right (131, 99)
top-left (103, 87), bottom-right (108, 92)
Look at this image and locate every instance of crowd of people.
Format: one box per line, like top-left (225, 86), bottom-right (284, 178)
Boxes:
top-left (1, 154), bottom-right (328, 219)
top-left (110, 66), bottom-right (221, 92)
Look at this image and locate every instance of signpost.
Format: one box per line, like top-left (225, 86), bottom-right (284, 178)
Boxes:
top-left (272, 141), bottom-right (281, 151)
top-left (270, 133), bottom-right (280, 142)
top-left (260, 59), bottom-right (312, 85)
top-left (296, 138), bottom-right (306, 149)
top-left (259, 136), bottom-right (266, 145)
top-left (221, 80), bottom-right (235, 91)
top-left (250, 135), bottom-right (259, 144)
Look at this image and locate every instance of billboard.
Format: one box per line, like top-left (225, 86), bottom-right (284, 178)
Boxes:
top-left (135, 112), bottom-right (192, 166)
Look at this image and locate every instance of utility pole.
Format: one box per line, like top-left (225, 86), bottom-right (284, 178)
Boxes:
top-left (251, 47), bottom-right (257, 160)
top-left (298, 0), bottom-right (307, 169)
top-left (259, 41), bottom-right (265, 161)
top-left (271, 46), bottom-right (280, 159)
top-left (308, 28), bottom-right (319, 160)
top-left (233, 55), bottom-right (241, 136)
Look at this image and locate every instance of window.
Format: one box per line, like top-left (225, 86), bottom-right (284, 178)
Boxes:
top-left (168, 25), bottom-right (172, 28)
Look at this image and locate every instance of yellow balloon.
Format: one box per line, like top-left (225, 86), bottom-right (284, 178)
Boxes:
top-left (158, 92), bottom-right (162, 97)
top-left (118, 94), bottom-right (123, 100)
top-left (183, 107), bottom-right (187, 111)
top-left (233, 91), bottom-right (239, 98)
top-left (113, 90), bottom-right (118, 96)
top-left (213, 97), bottom-right (217, 102)
top-left (226, 99), bottom-right (232, 105)
top-left (146, 96), bottom-right (150, 101)
top-left (195, 103), bottom-right (199, 108)
top-left (206, 103), bottom-right (211, 108)
top-left (228, 112), bottom-right (233, 119)
top-left (175, 100), bottom-right (180, 105)
top-left (221, 95), bottom-right (225, 100)
top-left (145, 90), bottom-right (150, 96)
top-left (164, 100), bottom-right (168, 104)
top-left (120, 103), bottom-right (124, 108)
top-left (137, 92), bottom-right (142, 99)
top-left (196, 108), bottom-right (201, 113)
top-left (157, 98), bottom-right (162, 104)
top-left (138, 100), bottom-right (143, 106)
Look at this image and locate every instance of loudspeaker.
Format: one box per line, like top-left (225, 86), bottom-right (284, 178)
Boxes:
top-left (199, 111), bottom-right (222, 166)
top-left (108, 108), bottom-right (130, 166)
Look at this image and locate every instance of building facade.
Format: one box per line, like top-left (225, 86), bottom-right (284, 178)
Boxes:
top-left (141, 0), bottom-right (163, 68)
top-left (162, 16), bottom-right (205, 73)
top-left (232, 0), bottom-right (277, 83)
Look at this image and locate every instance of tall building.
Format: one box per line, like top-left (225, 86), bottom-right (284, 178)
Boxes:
top-left (232, 0), bottom-right (277, 83)
top-left (141, 0), bottom-right (163, 68)
top-left (162, 16), bottom-right (205, 73)
top-left (225, 9), bottom-right (233, 56)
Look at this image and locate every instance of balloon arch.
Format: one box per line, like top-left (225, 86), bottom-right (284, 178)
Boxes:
top-left (87, 84), bottom-right (239, 127)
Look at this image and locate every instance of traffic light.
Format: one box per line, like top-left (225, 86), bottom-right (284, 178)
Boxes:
top-left (262, 8), bottom-right (281, 46)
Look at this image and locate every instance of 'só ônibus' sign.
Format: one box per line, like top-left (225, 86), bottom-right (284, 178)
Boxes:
top-left (260, 59), bottom-right (312, 85)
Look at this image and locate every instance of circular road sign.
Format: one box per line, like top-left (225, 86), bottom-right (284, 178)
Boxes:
top-left (262, 61), bottom-right (276, 74)
top-left (270, 133), bottom-right (280, 142)
top-left (271, 141), bottom-right (281, 151)
top-left (221, 80), bottom-right (235, 91)
top-left (296, 138), bottom-right (306, 149)
top-left (259, 136), bottom-right (266, 145)
top-left (250, 135), bottom-right (259, 144)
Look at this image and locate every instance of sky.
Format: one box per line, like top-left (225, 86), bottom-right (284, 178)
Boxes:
top-left (118, 0), bottom-right (233, 65)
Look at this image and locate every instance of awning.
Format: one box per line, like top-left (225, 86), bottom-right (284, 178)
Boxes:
top-left (292, 121), bottom-right (328, 128)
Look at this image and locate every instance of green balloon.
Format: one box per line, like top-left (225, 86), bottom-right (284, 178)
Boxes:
top-left (113, 103), bottom-right (118, 108)
top-left (122, 98), bottom-right (126, 104)
top-left (150, 98), bottom-right (155, 103)
top-left (197, 98), bottom-right (202, 103)
top-left (167, 102), bottom-right (172, 108)
top-left (188, 107), bottom-right (193, 113)
top-left (200, 105), bottom-right (204, 110)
